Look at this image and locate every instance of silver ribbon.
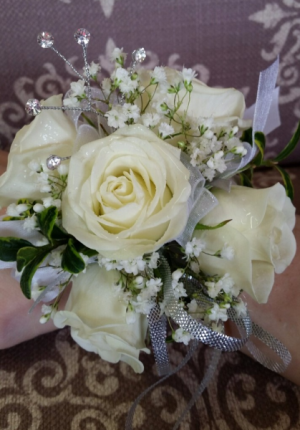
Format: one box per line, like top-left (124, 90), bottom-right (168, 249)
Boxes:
top-left (162, 257), bottom-right (252, 351)
top-left (176, 153), bottom-right (218, 247)
top-left (147, 305), bottom-right (170, 376)
top-left (218, 57), bottom-right (280, 179)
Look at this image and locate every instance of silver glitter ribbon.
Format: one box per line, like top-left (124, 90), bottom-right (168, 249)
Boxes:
top-left (137, 256), bottom-right (291, 430)
top-left (147, 305), bottom-right (170, 376)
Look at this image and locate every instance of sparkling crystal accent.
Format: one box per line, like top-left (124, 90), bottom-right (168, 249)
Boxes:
top-left (25, 99), bottom-right (42, 116)
top-left (46, 155), bottom-right (61, 170)
top-left (74, 28), bottom-right (90, 46)
top-left (132, 48), bottom-right (146, 63)
top-left (37, 32), bottom-right (54, 48)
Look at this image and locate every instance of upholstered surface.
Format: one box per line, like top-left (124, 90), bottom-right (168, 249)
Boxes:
top-left (0, 167), bottom-right (299, 430)
top-left (0, 0), bottom-right (299, 161)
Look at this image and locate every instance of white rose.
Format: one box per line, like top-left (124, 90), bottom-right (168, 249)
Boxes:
top-left (138, 67), bottom-right (250, 129)
top-left (53, 264), bottom-right (149, 373)
top-left (0, 95), bottom-right (76, 207)
top-left (165, 68), bottom-right (248, 126)
top-left (62, 124), bottom-right (191, 259)
top-left (195, 184), bottom-right (296, 303)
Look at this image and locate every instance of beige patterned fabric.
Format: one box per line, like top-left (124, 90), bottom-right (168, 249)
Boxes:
top-left (0, 0), bottom-right (299, 161)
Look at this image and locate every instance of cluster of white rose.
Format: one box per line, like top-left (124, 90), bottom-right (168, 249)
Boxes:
top-left (0, 38), bottom-right (296, 374)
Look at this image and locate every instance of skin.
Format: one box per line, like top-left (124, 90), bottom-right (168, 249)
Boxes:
top-left (0, 149), bottom-right (299, 385)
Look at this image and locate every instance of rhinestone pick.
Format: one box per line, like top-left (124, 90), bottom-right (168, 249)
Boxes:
top-left (132, 48), bottom-right (146, 63)
top-left (25, 99), bottom-right (42, 116)
top-left (46, 155), bottom-right (61, 170)
top-left (37, 32), bottom-right (54, 48)
top-left (74, 28), bottom-right (91, 46)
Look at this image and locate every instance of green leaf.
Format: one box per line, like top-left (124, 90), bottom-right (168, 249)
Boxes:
top-left (74, 241), bottom-right (98, 258)
top-left (36, 206), bottom-right (58, 241)
top-left (20, 252), bottom-right (49, 299)
top-left (16, 246), bottom-right (40, 272)
top-left (274, 121), bottom-right (300, 162)
top-left (0, 237), bottom-right (33, 262)
top-left (251, 132), bottom-right (266, 166)
top-left (51, 224), bottom-right (70, 241)
top-left (273, 165), bottom-right (294, 201)
top-left (194, 219), bottom-right (232, 231)
top-left (241, 127), bottom-right (253, 145)
top-left (2, 216), bottom-right (24, 221)
top-left (61, 238), bottom-right (85, 274)
top-left (239, 171), bottom-right (253, 188)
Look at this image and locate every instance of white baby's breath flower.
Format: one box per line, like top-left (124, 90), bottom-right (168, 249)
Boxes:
top-left (141, 112), bottom-right (161, 128)
top-left (172, 281), bottom-right (187, 299)
top-left (134, 276), bottom-right (145, 289)
top-left (84, 61), bottom-right (100, 77)
top-left (105, 105), bottom-right (128, 129)
top-left (185, 237), bottom-right (206, 259)
top-left (205, 280), bottom-right (221, 298)
top-left (110, 47), bottom-right (127, 63)
top-left (181, 67), bottom-right (197, 83)
top-left (233, 299), bottom-right (247, 317)
top-left (63, 97), bottom-right (81, 108)
top-left (126, 311), bottom-right (137, 324)
top-left (58, 164), bottom-right (69, 176)
top-left (6, 203), bottom-right (20, 217)
top-left (16, 203), bottom-right (29, 214)
top-left (145, 278), bottom-right (162, 295)
top-left (151, 66), bottom-right (167, 85)
top-left (233, 145), bottom-right (247, 156)
top-left (220, 243), bottom-right (235, 260)
top-left (70, 80), bottom-right (86, 97)
top-left (158, 122), bottom-right (174, 138)
top-left (187, 299), bottom-right (198, 313)
top-left (202, 167), bottom-right (216, 181)
top-left (28, 160), bottom-right (41, 173)
top-left (148, 252), bottom-right (159, 269)
top-left (173, 328), bottom-right (192, 345)
top-left (211, 322), bottom-right (223, 333)
top-left (208, 303), bottom-right (230, 322)
top-left (207, 151), bottom-right (227, 173)
top-left (37, 172), bottom-right (49, 184)
top-left (119, 77), bottom-right (138, 95)
top-left (42, 197), bottom-right (54, 208)
top-left (33, 203), bottom-right (45, 213)
top-left (98, 257), bottom-right (117, 271)
top-left (172, 269), bottom-right (184, 282)
top-left (23, 215), bottom-right (38, 232)
top-left (113, 67), bottom-right (129, 81)
top-left (40, 184), bottom-right (51, 193)
top-left (124, 103), bottom-right (140, 121)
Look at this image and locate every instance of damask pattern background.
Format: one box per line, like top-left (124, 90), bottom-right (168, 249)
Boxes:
top-left (0, 0), bottom-right (299, 160)
top-left (0, 1), bottom-right (300, 429)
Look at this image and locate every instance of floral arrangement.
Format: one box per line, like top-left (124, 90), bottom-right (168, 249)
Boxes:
top-left (0, 29), bottom-right (298, 410)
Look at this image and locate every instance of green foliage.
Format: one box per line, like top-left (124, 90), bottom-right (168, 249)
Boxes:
top-left (61, 238), bottom-right (86, 274)
top-left (36, 206), bottom-right (58, 242)
top-left (20, 251), bottom-right (49, 299)
top-left (238, 121), bottom-right (300, 201)
top-left (0, 237), bottom-right (32, 261)
top-left (194, 219), bottom-right (232, 231)
top-left (274, 121), bottom-right (300, 162)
